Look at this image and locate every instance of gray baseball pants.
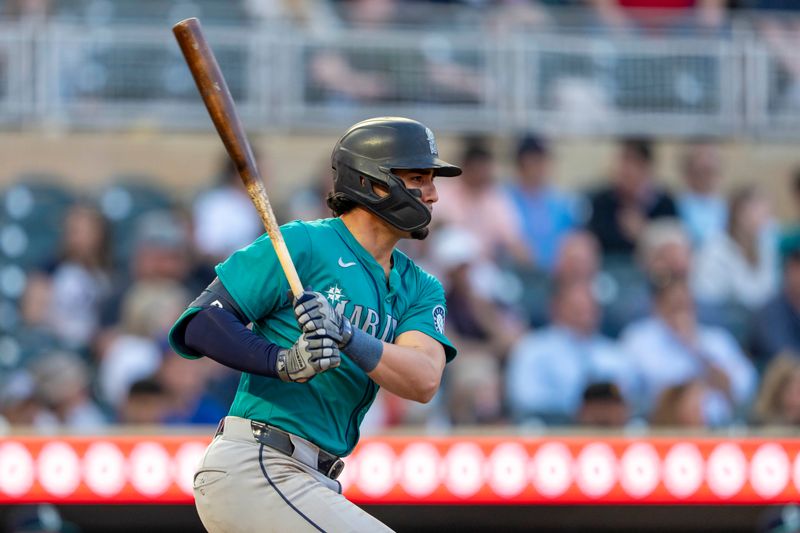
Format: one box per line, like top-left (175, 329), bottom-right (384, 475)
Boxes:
top-left (192, 416), bottom-right (394, 533)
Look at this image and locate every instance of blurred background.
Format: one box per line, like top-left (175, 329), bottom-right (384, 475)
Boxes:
top-left (1, 0), bottom-right (800, 531)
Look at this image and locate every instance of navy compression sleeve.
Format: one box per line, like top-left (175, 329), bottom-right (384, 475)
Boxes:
top-left (184, 306), bottom-right (281, 378)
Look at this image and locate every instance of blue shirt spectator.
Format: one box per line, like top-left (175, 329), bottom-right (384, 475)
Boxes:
top-left (676, 141), bottom-right (727, 247)
top-left (679, 193), bottom-right (727, 247)
top-left (750, 246), bottom-right (800, 367)
top-left (506, 282), bottom-right (636, 424)
top-left (621, 279), bottom-right (756, 426)
top-left (506, 136), bottom-right (579, 271)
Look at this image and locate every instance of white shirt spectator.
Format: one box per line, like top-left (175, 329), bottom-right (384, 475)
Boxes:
top-left (47, 263), bottom-right (110, 349)
top-left (692, 226), bottom-right (778, 310)
top-left (193, 186), bottom-right (262, 258)
top-left (620, 317), bottom-right (756, 425)
top-left (506, 325), bottom-right (636, 423)
top-left (98, 334), bottom-right (162, 409)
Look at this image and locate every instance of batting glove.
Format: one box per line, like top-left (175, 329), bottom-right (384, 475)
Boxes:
top-left (276, 330), bottom-right (341, 383)
top-left (293, 290), bottom-right (353, 348)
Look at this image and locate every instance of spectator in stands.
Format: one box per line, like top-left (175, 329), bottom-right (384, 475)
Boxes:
top-left (14, 274), bottom-right (60, 366)
top-left (308, 49), bottom-right (391, 104)
top-left (750, 242), bottom-right (800, 366)
top-left (2, 0), bottom-right (52, 21)
top-left (430, 225), bottom-right (525, 357)
top-left (600, 219), bottom-right (692, 337)
top-left (552, 230), bottom-right (601, 286)
top-left (445, 352), bottom-right (504, 426)
top-left (192, 154), bottom-right (263, 264)
top-left (620, 277), bottom-right (756, 425)
top-left (585, 137), bottom-right (677, 258)
top-left (96, 281), bottom-right (190, 410)
top-left (118, 378), bottom-right (169, 425)
top-left (576, 382), bottom-right (631, 427)
top-left (43, 203), bottom-right (112, 352)
top-left (506, 135), bottom-right (580, 272)
top-left (752, 352), bottom-right (800, 426)
top-left (693, 185), bottom-right (779, 312)
top-left (588, 0), bottom-right (727, 36)
top-left (650, 380), bottom-right (709, 427)
top-left (677, 140), bottom-right (728, 248)
top-left (159, 349), bottom-right (227, 425)
top-left (506, 281), bottom-right (636, 425)
top-left (244, 0), bottom-right (341, 33)
top-left (754, 1), bottom-right (800, 111)
top-left (429, 225), bottom-right (522, 426)
top-left (0, 370), bottom-right (53, 431)
top-left (435, 142), bottom-right (530, 264)
top-left (309, 0), bottom-right (488, 105)
top-left (638, 219), bottom-right (693, 283)
top-left (517, 230), bottom-right (600, 330)
top-left (100, 210), bottom-right (194, 328)
top-left (28, 350), bottom-right (107, 430)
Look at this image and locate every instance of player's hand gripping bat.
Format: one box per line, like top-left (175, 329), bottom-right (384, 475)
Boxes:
top-left (173, 17), bottom-right (304, 298)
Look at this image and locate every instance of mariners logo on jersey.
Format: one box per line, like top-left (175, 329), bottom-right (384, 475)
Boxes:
top-left (432, 305), bottom-right (446, 335)
top-left (325, 284), bottom-right (345, 304)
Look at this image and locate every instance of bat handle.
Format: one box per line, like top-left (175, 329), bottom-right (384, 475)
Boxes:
top-left (274, 238), bottom-right (304, 299)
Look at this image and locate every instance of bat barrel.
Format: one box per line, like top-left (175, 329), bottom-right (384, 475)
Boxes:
top-left (172, 17), bottom-right (258, 189)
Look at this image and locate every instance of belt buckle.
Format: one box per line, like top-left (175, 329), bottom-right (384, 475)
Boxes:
top-left (325, 458), bottom-right (345, 480)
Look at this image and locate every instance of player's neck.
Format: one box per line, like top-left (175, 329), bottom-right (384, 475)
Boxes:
top-left (340, 210), bottom-right (399, 275)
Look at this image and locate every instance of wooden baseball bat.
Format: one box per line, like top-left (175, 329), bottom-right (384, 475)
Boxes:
top-left (172, 17), bottom-right (303, 298)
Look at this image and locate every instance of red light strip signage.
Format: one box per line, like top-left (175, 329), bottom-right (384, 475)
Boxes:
top-left (0, 436), bottom-right (798, 504)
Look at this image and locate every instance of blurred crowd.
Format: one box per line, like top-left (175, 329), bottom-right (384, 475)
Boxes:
top-left (1, 133), bottom-right (799, 435)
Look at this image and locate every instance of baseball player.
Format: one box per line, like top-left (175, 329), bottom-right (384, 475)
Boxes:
top-left (169, 117), bottom-right (460, 532)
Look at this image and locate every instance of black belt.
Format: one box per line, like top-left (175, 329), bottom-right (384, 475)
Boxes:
top-left (215, 418), bottom-right (345, 480)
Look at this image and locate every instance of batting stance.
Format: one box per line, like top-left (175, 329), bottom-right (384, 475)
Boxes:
top-left (169, 117), bottom-right (460, 532)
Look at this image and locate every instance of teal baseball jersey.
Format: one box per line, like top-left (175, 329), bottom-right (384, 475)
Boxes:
top-left (169, 217), bottom-right (456, 456)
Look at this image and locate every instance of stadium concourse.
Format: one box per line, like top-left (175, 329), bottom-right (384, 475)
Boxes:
top-left (1, 0), bottom-right (800, 532)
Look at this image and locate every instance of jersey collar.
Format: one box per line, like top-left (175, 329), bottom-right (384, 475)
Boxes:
top-left (330, 217), bottom-right (401, 293)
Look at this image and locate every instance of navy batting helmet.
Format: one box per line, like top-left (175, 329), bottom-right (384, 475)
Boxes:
top-left (330, 117), bottom-right (461, 236)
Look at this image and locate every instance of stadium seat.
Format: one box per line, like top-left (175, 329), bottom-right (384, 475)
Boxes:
top-left (0, 176), bottom-right (76, 269)
top-left (597, 255), bottom-right (650, 338)
top-left (98, 175), bottom-right (176, 268)
top-left (696, 300), bottom-right (753, 347)
top-left (514, 267), bottom-right (552, 328)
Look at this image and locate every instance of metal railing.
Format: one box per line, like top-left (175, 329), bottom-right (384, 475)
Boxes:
top-left (0, 14), bottom-right (799, 137)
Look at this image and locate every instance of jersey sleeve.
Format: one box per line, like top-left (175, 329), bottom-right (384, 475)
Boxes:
top-left (395, 268), bottom-right (457, 362)
top-left (168, 221), bottom-right (310, 360)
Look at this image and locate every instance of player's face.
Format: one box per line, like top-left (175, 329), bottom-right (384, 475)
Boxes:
top-left (393, 168), bottom-right (438, 211)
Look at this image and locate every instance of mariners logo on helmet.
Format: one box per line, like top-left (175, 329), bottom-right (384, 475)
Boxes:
top-left (425, 127), bottom-right (438, 156)
top-left (330, 117), bottom-right (461, 239)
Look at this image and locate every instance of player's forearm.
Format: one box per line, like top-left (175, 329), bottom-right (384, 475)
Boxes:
top-left (184, 307), bottom-right (282, 377)
top-left (366, 343), bottom-right (444, 403)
